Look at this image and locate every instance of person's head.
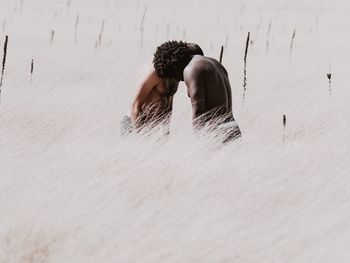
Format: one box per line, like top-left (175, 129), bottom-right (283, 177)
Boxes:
top-left (187, 43), bottom-right (204, 56)
top-left (153, 41), bottom-right (203, 81)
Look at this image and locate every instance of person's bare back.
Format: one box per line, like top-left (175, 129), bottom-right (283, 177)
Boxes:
top-left (184, 55), bottom-right (234, 123)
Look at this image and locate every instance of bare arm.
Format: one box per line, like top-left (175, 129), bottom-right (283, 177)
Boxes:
top-left (165, 79), bottom-right (179, 113)
top-left (131, 68), bottom-right (159, 125)
top-left (185, 69), bottom-right (206, 127)
top-left (161, 95), bottom-right (174, 135)
top-left (168, 96), bottom-right (174, 111)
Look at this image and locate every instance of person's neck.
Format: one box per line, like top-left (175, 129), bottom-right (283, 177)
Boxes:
top-left (178, 55), bottom-right (193, 81)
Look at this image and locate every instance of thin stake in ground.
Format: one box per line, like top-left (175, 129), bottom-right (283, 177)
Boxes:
top-left (50, 29), bottom-right (55, 43)
top-left (219, 45), bottom-right (224, 64)
top-left (242, 31), bottom-right (250, 106)
top-left (283, 114), bottom-right (287, 145)
top-left (266, 19), bottom-right (272, 39)
top-left (98, 20), bottom-right (104, 48)
top-left (265, 40), bottom-right (269, 54)
top-left (30, 59), bottom-right (34, 82)
top-left (289, 29), bottom-right (296, 63)
top-left (0, 35), bottom-right (8, 103)
top-left (94, 20), bottom-right (105, 52)
top-left (327, 64), bottom-right (332, 97)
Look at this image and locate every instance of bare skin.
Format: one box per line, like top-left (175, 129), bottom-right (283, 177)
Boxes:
top-left (131, 66), bottom-right (178, 128)
top-left (181, 55), bottom-right (234, 126)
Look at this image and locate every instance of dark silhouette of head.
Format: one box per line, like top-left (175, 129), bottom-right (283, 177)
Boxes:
top-left (153, 41), bottom-right (203, 81)
top-left (187, 43), bottom-right (204, 56)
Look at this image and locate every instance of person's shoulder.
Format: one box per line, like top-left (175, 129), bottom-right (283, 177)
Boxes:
top-left (136, 62), bottom-right (162, 87)
top-left (184, 56), bottom-right (214, 80)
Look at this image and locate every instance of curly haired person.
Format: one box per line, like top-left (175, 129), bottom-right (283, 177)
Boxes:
top-left (153, 41), bottom-right (241, 142)
top-left (121, 43), bottom-right (204, 135)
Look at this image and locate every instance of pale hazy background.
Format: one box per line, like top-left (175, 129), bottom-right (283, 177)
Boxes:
top-left (0, 0), bottom-right (350, 262)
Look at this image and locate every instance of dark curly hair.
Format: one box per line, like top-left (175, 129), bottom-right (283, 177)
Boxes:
top-left (153, 41), bottom-right (203, 79)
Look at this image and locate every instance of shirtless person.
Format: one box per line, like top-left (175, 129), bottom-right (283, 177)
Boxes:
top-left (153, 41), bottom-right (241, 142)
top-left (120, 43), bottom-right (204, 135)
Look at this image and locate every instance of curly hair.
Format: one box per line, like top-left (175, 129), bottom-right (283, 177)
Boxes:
top-left (153, 41), bottom-right (203, 79)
